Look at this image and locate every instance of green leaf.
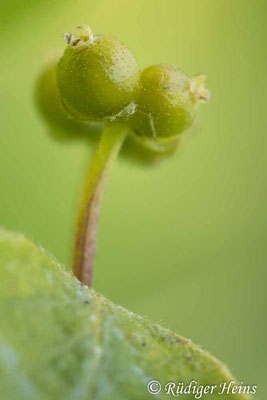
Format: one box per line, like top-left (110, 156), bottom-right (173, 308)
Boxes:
top-left (0, 229), bottom-right (251, 400)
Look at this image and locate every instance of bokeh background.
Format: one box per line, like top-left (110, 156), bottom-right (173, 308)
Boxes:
top-left (0, 0), bottom-right (266, 397)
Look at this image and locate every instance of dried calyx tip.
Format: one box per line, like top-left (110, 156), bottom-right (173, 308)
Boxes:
top-left (190, 74), bottom-right (210, 102)
top-left (62, 25), bottom-right (94, 47)
top-left (63, 33), bottom-right (71, 44)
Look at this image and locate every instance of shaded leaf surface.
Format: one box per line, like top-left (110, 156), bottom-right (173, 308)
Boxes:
top-left (0, 229), bottom-right (250, 399)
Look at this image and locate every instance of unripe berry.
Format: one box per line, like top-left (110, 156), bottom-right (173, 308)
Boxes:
top-left (57, 25), bottom-right (140, 122)
top-left (129, 65), bottom-right (210, 139)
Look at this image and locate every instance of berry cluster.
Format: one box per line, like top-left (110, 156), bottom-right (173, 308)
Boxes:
top-left (38, 25), bottom-right (209, 154)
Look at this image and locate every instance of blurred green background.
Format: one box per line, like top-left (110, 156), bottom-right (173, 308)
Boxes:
top-left (0, 0), bottom-right (266, 397)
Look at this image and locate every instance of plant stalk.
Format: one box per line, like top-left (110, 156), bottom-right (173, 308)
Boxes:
top-left (73, 121), bottom-right (128, 287)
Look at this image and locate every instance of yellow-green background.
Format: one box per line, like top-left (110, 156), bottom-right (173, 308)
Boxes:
top-left (0, 0), bottom-right (266, 397)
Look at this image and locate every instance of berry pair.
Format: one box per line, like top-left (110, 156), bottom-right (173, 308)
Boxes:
top-left (57, 25), bottom-right (209, 142)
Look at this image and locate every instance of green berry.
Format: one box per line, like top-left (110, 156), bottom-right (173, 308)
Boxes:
top-left (129, 65), bottom-right (210, 139)
top-left (57, 25), bottom-right (140, 122)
